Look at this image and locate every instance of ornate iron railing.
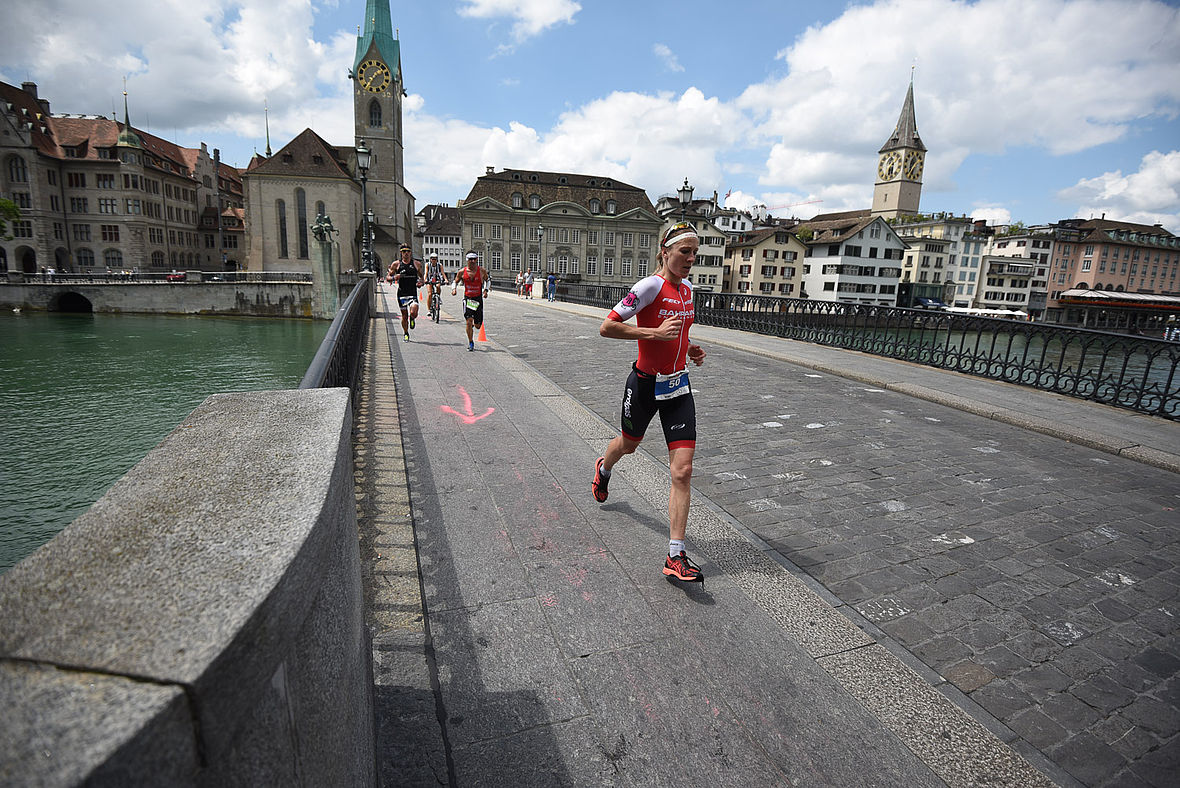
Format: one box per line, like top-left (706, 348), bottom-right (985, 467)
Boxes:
top-left (299, 278), bottom-right (371, 392)
top-left (554, 283), bottom-right (1180, 420)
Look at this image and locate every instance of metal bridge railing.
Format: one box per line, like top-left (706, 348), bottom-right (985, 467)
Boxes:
top-left (299, 278), bottom-right (372, 392)
top-left (552, 283), bottom-right (1180, 420)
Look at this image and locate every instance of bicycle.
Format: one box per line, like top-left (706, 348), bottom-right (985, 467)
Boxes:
top-left (430, 288), bottom-right (442, 323)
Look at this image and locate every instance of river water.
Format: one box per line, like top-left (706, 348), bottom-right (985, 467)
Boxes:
top-left (0, 312), bottom-right (329, 573)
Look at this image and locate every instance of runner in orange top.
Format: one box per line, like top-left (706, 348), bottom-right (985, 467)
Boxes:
top-left (592, 222), bottom-right (707, 582)
top-left (451, 251), bottom-right (491, 351)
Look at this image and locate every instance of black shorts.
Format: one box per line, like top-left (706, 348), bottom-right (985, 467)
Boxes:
top-left (462, 296), bottom-right (484, 327)
top-left (620, 365), bottom-right (696, 450)
top-left (397, 292), bottom-right (417, 311)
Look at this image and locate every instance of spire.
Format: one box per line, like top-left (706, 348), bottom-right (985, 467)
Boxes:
top-left (354, 0), bottom-right (400, 76)
top-left (264, 100), bottom-right (272, 157)
top-left (879, 76), bottom-right (925, 154)
top-left (116, 77), bottom-right (142, 149)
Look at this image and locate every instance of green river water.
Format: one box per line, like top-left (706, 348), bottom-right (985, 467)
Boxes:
top-left (0, 312), bottom-right (329, 573)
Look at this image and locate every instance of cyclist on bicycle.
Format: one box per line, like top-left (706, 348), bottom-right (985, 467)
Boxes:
top-left (424, 252), bottom-right (445, 319)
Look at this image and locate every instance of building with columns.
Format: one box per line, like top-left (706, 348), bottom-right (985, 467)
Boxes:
top-left (458, 167), bottom-right (661, 287)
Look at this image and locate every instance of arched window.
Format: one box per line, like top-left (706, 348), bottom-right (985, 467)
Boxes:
top-left (7, 156), bottom-right (28, 183)
top-left (104, 249), bottom-right (123, 268)
top-left (75, 248), bottom-right (93, 268)
top-left (171, 251), bottom-right (178, 266)
top-left (529, 194), bottom-right (541, 210)
top-left (151, 251), bottom-right (164, 267)
top-left (369, 99), bottom-right (382, 128)
top-left (589, 199), bottom-right (600, 214)
top-left (512, 192), bottom-right (523, 209)
top-left (606, 200), bottom-right (617, 215)
top-left (276, 199), bottom-right (289, 258)
top-left (296, 189), bottom-right (309, 258)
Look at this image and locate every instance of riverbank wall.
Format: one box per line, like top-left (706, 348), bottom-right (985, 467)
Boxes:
top-left (0, 281), bottom-right (357, 319)
top-left (0, 388), bottom-right (375, 786)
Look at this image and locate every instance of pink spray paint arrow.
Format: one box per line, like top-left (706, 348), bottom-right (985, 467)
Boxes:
top-left (441, 385), bottom-right (495, 424)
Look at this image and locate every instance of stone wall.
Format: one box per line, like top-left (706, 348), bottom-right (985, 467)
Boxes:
top-left (0, 282), bottom-right (317, 318)
top-left (0, 388), bottom-right (375, 786)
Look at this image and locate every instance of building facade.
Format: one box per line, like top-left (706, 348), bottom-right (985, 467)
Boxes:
top-left (976, 254), bottom-right (1035, 313)
top-left (1, 80), bottom-right (233, 275)
top-left (724, 228), bottom-right (806, 297)
top-left (459, 167), bottom-right (661, 287)
top-left (242, 129), bottom-right (364, 273)
top-left (795, 211), bottom-right (907, 305)
top-left (986, 229), bottom-right (1053, 317)
top-left (416, 204), bottom-right (462, 274)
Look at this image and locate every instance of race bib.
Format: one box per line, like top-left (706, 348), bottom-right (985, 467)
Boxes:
top-left (465, 298), bottom-right (481, 311)
top-left (654, 369), bottom-right (690, 401)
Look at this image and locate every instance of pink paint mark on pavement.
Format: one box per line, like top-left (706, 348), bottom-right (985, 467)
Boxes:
top-left (441, 385), bottom-right (495, 424)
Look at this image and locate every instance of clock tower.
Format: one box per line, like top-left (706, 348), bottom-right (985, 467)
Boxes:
top-left (353, 0), bottom-right (411, 256)
top-left (871, 78), bottom-right (926, 219)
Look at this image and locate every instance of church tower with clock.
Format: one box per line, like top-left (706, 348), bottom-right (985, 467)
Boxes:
top-left (871, 78), bottom-right (926, 220)
top-left (352, 0), bottom-right (412, 255)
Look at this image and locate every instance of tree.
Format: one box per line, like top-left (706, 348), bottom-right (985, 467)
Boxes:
top-left (0, 198), bottom-right (18, 240)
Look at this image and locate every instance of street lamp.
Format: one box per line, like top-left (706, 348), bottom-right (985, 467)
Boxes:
top-left (537, 222), bottom-right (544, 279)
top-left (677, 177), bottom-right (694, 220)
top-left (356, 139), bottom-right (373, 272)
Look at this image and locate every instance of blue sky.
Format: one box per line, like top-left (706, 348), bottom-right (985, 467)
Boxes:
top-left (4, 0), bottom-right (1179, 229)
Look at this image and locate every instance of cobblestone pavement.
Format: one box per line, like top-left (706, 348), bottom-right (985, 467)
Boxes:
top-left (481, 292), bottom-right (1180, 788)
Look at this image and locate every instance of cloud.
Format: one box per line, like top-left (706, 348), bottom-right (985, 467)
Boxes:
top-left (0, 0), bottom-right (336, 147)
top-left (969, 204), bottom-right (1013, 226)
top-left (1059, 150), bottom-right (1180, 229)
top-left (456, 0), bottom-right (581, 44)
top-left (653, 44), bottom-right (684, 73)
top-left (737, 0), bottom-right (1180, 207)
top-left (404, 87), bottom-right (750, 206)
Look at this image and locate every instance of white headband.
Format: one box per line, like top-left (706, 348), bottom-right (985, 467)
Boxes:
top-left (663, 229), bottom-right (699, 247)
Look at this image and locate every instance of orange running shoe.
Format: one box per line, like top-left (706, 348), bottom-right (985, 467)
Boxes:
top-left (592, 456), bottom-right (609, 503)
top-left (664, 551), bottom-right (703, 582)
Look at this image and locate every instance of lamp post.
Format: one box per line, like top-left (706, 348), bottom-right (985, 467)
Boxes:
top-left (537, 222), bottom-right (544, 281)
top-left (356, 139), bottom-right (373, 272)
top-left (677, 177), bottom-right (694, 221)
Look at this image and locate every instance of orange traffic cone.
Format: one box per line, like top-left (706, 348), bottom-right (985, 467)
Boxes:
top-left (478, 323), bottom-right (488, 342)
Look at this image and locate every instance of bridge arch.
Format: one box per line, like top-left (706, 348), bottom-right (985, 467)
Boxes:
top-left (51, 291), bottom-right (94, 313)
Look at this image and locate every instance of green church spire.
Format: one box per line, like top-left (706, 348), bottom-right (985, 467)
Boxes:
top-left (354, 0), bottom-right (400, 78)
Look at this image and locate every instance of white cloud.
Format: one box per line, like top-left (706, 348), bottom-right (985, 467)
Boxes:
top-left (405, 87), bottom-right (750, 204)
top-left (653, 44), bottom-right (684, 73)
top-left (737, 0), bottom-right (1180, 206)
top-left (456, 0), bottom-right (581, 44)
top-left (1059, 150), bottom-right (1180, 229)
top-left (969, 204), bottom-right (1013, 226)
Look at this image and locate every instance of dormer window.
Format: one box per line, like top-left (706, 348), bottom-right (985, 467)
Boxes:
top-left (512, 192), bottom-right (523, 208)
top-left (530, 174), bottom-right (538, 182)
top-left (558, 176), bottom-right (568, 184)
top-left (282, 153), bottom-right (293, 163)
top-left (606, 200), bottom-right (617, 215)
top-left (529, 194), bottom-right (541, 210)
top-left (589, 198), bottom-right (600, 214)
top-left (312, 155), bottom-right (323, 165)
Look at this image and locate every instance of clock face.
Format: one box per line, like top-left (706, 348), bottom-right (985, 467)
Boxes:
top-left (357, 59), bottom-right (391, 93)
top-left (903, 151), bottom-right (924, 180)
top-left (878, 152), bottom-right (902, 181)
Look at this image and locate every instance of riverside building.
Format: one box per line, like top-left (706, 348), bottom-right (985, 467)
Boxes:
top-left (458, 167), bottom-right (661, 288)
top-left (0, 81), bottom-right (241, 275)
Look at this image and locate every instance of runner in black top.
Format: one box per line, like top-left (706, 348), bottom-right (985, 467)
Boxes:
top-left (387, 243), bottom-right (421, 341)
